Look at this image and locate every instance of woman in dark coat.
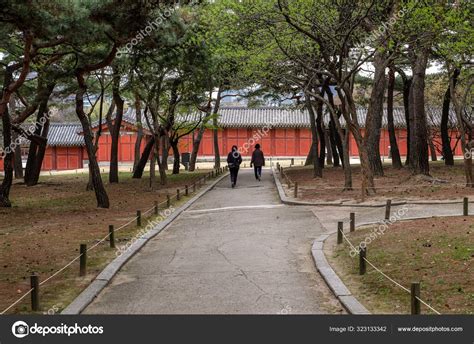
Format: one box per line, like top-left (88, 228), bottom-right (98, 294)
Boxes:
top-left (250, 144), bottom-right (265, 181)
top-left (227, 145), bottom-right (242, 188)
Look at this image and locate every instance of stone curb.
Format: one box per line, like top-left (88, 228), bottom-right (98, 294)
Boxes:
top-left (272, 167), bottom-right (370, 314)
top-left (272, 167), bottom-right (473, 207)
top-left (62, 172), bottom-right (229, 315)
top-left (273, 166), bottom-right (472, 314)
top-left (311, 235), bottom-right (371, 315)
top-left (315, 212), bottom-right (470, 315)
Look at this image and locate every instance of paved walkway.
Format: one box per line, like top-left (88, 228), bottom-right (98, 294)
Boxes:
top-left (310, 202), bottom-right (470, 234)
top-left (84, 169), bottom-right (344, 314)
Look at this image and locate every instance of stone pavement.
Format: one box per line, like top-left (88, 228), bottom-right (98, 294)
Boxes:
top-left (84, 168), bottom-right (344, 314)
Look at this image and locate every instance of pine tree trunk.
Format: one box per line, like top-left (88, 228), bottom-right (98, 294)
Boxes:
top-left (403, 77), bottom-right (412, 166)
top-left (304, 147), bottom-right (313, 166)
top-left (325, 129), bottom-right (333, 165)
top-left (429, 139), bottom-right (438, 161)
top-left (450, 72), bottom-right (473, 187)
top-left (213, 118), bottom-right (220, 169)
top-left (341, 90), bottom-right (373, 194)
top-left (213, 88), bottom-right (222, 169)
top-left (27, 120), bottom-right (50, 186)
top-left (0, 106), bottom-right (13, 207)
top-left (305, 96), bottom-right (322, 178)
top-left (161, 135), bottom-right (169, 171)
top-left (24, 84), bottom-right (54, 186)
top-left (155, 135), bottom-right (167, 185)
top-left (364, 51), bottom-right (386, 176)
top-left (329, 121), bottom-right (342, 167)
top-left (171, 140), bottom-right (180, 174)
top-left (133, 137), bottom-right (155, 179)
top-left (109, 67), bottom-right (124, 184)
top-left (13, 134), bottom-right (23, 179)
top-left (189, 120), bottom-right (208, 172)
top-left (408, 48), bottom-right (430, 175)
top-left (75, 76), bottom-right (109, 208)
top-left (328, 104), bottom-right (352, 190)
top-left (316, 104), bottom-right (325, 169)
top-left (133, 94), bottom-right (143, 173)
top-left (387, 66), bottom-right (403, 169)
top-left (441, 69), bottom-right (459, 166)
top-left (9, 96), bottom-right (23, 179)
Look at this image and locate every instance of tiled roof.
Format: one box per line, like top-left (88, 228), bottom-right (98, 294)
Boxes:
top-left (47, 123), bottom-right (84, 147)
top-left (5, 123), bottom-right (84, 147)
top-left (4, 106), bottom-right (458, 148)
top-left (217, 106), bottom-right (458, 129)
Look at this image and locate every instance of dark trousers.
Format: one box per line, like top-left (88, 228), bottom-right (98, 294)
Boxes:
top-left (230, 167), bottom-right (239, 184)
top-left (254, 166), bottom-right (262, 179)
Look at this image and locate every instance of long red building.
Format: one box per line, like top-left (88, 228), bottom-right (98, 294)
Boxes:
top-left (0, 107), bottom-right (464, 172)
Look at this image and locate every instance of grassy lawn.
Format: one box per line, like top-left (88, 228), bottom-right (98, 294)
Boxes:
top-left (0, 170), bottom-right (217, 314)
top-left (326, 216), bottom-right (473, 314)
top-left (283, 161), bottom-right (474, 202)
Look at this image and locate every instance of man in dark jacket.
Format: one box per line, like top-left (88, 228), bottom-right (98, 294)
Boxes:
top-left (227, 145), bottom-right (242, 188)
top-left (250, 144), bottom-right (265, 181)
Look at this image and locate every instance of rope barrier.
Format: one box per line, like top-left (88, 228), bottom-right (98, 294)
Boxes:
top-left (339, 220), bottom-right (442, 315)
top-left (0, 174), bottom-right (212, 314)
top-left (0, 289), bottom-right (33, 315)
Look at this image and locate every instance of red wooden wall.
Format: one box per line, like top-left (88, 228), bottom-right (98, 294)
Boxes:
top-left (96, 133), bottom-right (147, 163)
top-left (1, 127), bottom-right (467, 173)
top-left (179, 128), bottom-right (464, 158)
top-left (42, 146), bottom-right (83, 170)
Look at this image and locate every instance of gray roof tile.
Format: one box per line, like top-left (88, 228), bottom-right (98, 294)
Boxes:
top-left (47, 123), bottom-right (84, 147)
top-left (4, 106), bottom-right (458, 148)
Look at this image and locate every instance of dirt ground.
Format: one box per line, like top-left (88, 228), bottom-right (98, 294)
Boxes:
top-left (326, 216), bottom-right (473, 314)
top-left (0, 170), bottom-right (214, 314)
top-left (283, 161), bottom-right (474, 202)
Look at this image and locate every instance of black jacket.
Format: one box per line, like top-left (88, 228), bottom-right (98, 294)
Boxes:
top-left (251, 149), bottom-right (265, 167)
top-left (227, 150), bottom-right (242, 168)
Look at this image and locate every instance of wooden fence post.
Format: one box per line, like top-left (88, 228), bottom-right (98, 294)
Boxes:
top-left (411, 282), bottom-right (421, 315)
top-left (359, 246), bottom-right (366, 275)
top-left (350, 212), bottom-right (355, 232)
top-left (463, 197), bottom-right (468, 216)
top-left (137, 210), bottom-right (142, 227)
top-left (79, 244), bottom-right (87, 276)
top-left (294, 182), bottom-right (298, 198)
top-left (167, 194), bottom-right (171, 208)
top-left (337, 222), bottom-right (343, 244)
top-left (154, 201), bottom-right (158, 215)
top-left (185, 185), bottom-right (189, 196)
top-left (109, 225), bottom-right (115, 248)
top-left (30, 274), bottom-right (39, 311)
top-left (385, 199), bottom-right (392, 220)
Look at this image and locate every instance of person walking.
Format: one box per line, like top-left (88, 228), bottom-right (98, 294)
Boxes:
top-left (250, 144), bottom-right (265, 181)
top-left (227, 145), bottom-right (242, 188)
